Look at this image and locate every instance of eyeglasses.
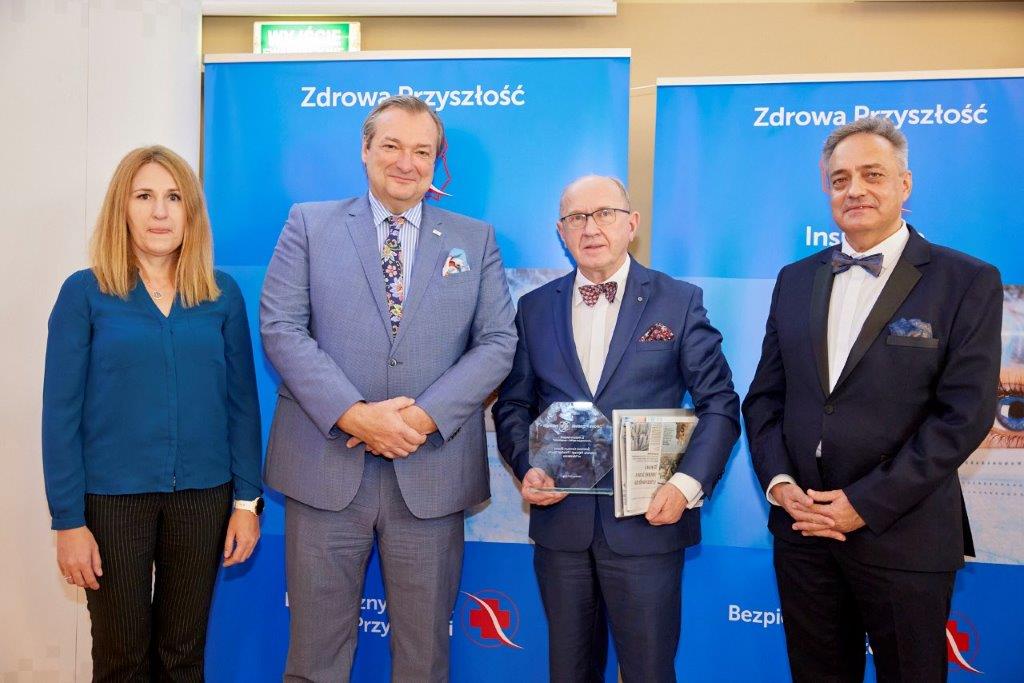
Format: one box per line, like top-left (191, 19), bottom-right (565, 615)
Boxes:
top-left (558, 207), bottom-right (630, 231)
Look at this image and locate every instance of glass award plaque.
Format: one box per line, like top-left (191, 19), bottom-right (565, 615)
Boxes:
top-left (528, 402), bottom-right (614, 494)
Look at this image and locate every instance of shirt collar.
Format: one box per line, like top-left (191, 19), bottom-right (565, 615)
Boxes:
top-left (573, 256), bottom-right (631, 306)
top-left (840, 220), bottom-right (909, 273)
top-left (368, 191), bottom-right (422, 230)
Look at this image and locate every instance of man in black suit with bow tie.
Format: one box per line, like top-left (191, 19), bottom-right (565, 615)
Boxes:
top-left (743, 116), bottom-right (1002, 682)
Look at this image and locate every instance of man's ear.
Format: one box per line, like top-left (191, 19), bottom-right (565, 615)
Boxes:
top-left (627, 211), bottom-right (640, 242)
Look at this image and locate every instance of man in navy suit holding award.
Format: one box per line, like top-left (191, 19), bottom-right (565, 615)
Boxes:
top-left (493, 175), bottom-right (740, 682)
top-left (743, 117), bottom-right (1002, 682)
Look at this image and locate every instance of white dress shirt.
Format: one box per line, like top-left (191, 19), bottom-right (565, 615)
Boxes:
top-left (767, 223), bottom-right (910, 504)
top-left (572, 257), bottom-right (704, 508)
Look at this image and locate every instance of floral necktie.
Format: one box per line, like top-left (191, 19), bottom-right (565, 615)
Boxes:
top-left (382, 216), bottom-right (405, 336)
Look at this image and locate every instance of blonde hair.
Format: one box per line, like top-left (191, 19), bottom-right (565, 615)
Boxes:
top-left (90, 145), bottom-right (219, 307)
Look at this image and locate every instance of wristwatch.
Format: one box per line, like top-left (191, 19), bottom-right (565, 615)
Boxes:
top-left (233, 497), bottom-right (264, 515)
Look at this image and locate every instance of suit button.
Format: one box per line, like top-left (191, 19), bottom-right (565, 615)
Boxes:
top-left (388, 358), bottom-right (398, 367)
top-left (824, 404), bottom-right (835, 415)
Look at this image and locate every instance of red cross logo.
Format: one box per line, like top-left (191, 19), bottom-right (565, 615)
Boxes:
top-left (947, 620), bottom-right (970, 658)
top-left (460, 590), bottom-right (523, 650)
top-left (469, 598), bottom-right (511, 640)
top-left (946, 614), bottom-right (982, 674)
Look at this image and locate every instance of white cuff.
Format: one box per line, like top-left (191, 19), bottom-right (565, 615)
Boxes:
top-left (766, 474), bottom-right (798, 506)
top-left (667, 473), bottom-right (704, 509)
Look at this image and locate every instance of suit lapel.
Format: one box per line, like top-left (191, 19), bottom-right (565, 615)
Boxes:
top-left (594, 263), bottom-right (651, 400)
top-left (346, 199), bottom-right (392, 338)
top-left (810, 260), bottom-right (834, 399)
top-left (832, 228), bottom-right (929, 393)
top-left (552, 273), bottom-right (593, 400)
top-left (392, 205), bottom-right (445, 349)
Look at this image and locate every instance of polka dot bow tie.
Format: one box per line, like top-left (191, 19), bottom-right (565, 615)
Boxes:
top-left (579, 281), bottom-right (618, 307)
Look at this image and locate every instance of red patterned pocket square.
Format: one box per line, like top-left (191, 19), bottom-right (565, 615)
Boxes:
top-left (639, 322), bottom-right (675, 342)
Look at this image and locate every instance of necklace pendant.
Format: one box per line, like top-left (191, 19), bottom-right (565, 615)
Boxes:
top-left (152, 291), bottom-right (163, 299)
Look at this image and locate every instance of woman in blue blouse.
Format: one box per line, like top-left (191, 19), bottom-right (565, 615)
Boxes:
top-left (42, 146), bottom-right (263, 681)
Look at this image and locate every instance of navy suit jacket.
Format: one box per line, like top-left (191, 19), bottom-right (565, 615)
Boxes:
top-left (493, 260), bottom-right (740, 556)
top-left (742, 227), bottom-right (1002, 572)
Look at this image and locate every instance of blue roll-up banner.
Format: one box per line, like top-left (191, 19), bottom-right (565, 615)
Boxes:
top-left (652, 70), bottom-right (1024, 681)
top-left (202, 50), bottom-right (629, 682)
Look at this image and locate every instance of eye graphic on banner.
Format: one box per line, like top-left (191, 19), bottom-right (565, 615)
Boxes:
top-left (459, 589), bottom-right (524, 650)
top-left (946, 612), bottom-right (983, 674)
top-left (961, 284), bottom-right (1024, 565)
top-left (982, 285), bottom-right (1024, 448)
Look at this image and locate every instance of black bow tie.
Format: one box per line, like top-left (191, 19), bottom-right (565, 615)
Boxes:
top-left (831, 251), bottom-right (883, 277)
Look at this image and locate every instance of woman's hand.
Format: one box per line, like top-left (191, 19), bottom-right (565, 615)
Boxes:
top-left (57, 526), bottom-right (102, 590)
top-left (223, 509), bottom-right (260, 567)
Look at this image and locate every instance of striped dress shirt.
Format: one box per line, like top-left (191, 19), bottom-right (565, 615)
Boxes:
top-left (368, 191), bottom-right (422, 288)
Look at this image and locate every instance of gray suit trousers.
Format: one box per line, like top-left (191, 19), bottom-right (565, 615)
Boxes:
top-left (284, 453), bottom-right (464, 682)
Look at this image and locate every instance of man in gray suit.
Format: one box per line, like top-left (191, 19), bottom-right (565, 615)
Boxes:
top-left (260, 95), bottom-right (517, 682)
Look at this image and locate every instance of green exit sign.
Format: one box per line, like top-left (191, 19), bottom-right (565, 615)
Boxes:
top-left (253, 22), bottom-right (361, 55)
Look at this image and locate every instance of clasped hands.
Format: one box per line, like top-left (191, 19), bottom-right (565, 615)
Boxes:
top-left (519, 467), bottom-right (688, 526)
top-left (771, 482), bottom-right (865, 541)
top-left (339, 396), bottom-right (436, 458)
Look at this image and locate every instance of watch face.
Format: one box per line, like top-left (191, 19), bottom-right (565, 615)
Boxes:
top-left (255, 497), bottom-right (265, 515)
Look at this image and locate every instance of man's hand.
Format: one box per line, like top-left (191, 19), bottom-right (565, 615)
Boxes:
top-left (399, 405), bottom-right (437, 435)
top-left (340, 397), bottom-right (426, 458)
top-left (520, 467), bottom-right (568, 506)
top-left (645, 483), bottom-right (688, 526)
top-left (223, 508), bottom-right (261, 567)
top-left (804, 488), bottom-right (865, 536)
top-left (57, 526), bottom-right (102, 590)
top-left (772, 482), bottom-right (846, 541)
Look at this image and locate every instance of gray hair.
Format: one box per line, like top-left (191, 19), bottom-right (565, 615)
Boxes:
top-left (822, 116), bottom-right (909, 171)
top-left (361, 95), bottom-right (446, 154)
top-left (559, 175), bottom-right (632, 216)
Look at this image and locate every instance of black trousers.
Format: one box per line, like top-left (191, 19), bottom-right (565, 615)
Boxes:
top-left (84, 483), bottom-right (232, 682)
top-left (533, 512), bottom-right (683, 683)
top-left (774, 537), bottom-right (956, 683)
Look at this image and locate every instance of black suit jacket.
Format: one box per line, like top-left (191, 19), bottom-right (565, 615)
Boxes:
top-left (742, 227), bottom-right (1002, 572)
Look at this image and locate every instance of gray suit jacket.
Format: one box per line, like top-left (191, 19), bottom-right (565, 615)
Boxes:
top-left (260, 196), bottom-right (517, 519)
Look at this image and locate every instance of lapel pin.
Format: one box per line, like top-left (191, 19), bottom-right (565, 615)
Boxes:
top-left (432, 229), bottom-right (442, 237)
top-left (637, 296), bottom-right (643, 302)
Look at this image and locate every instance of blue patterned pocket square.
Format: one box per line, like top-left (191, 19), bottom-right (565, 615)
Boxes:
top-left (442, 248), bottom-right (470, 277)
top-left (888, 318), bottom-right (933, 338)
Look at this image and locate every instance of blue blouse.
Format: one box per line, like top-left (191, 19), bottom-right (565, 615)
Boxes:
top-left (42, 269), bottom-right (262, 530)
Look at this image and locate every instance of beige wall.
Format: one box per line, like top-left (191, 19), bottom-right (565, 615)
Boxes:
top-left (3, 2), bottom-right (202, 679)
top-left (203, 3), bottom-right (1024, 259)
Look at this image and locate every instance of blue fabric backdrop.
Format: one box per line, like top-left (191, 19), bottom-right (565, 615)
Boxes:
top-left (202, 50), bottom-right (630, 682)
top-left (652, 71), bottom-right (1024, 681)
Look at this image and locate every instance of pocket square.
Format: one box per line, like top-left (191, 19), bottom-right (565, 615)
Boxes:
top-left (442, 248), bottom-right (470, 277)
top-left (888, 318), bottom-right (933, 338)
top-left (639, 322), bottom-right (675, 342)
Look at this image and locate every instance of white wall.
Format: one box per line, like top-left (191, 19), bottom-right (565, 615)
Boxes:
top-left (0, 1), bottom-right (200, 679)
